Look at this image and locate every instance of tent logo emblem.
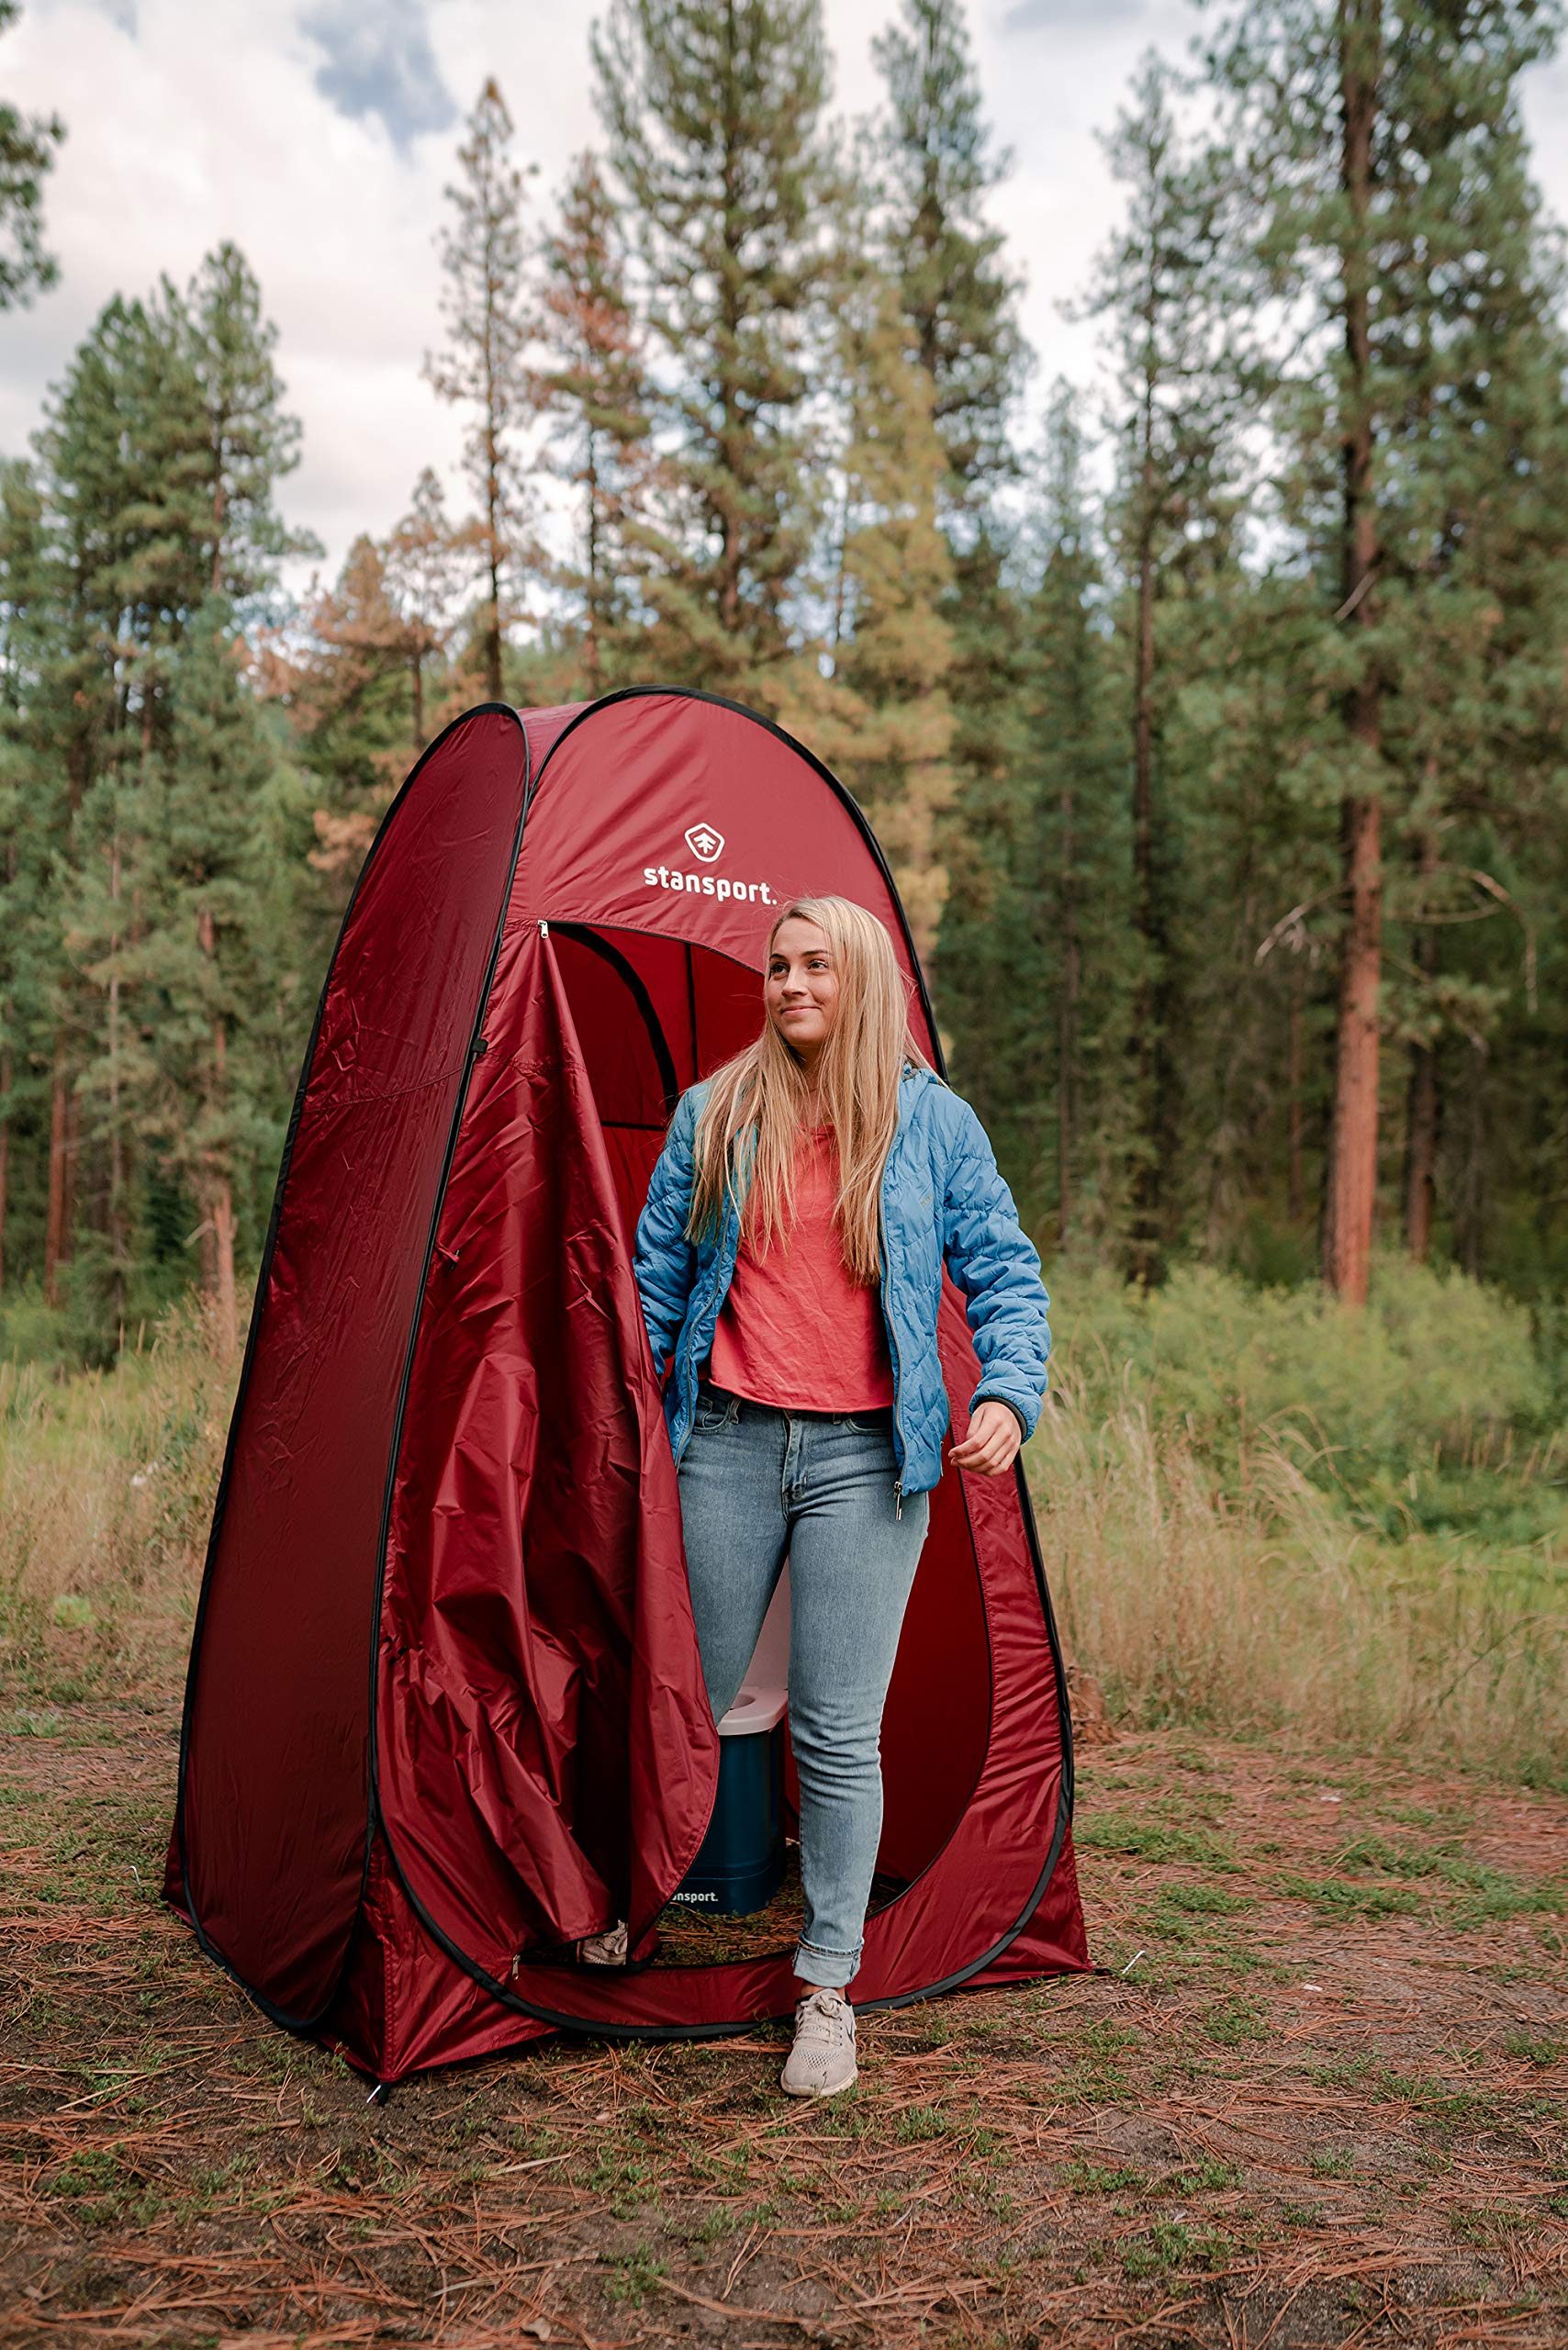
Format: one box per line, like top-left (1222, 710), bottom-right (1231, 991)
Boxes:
top-left (684, 822), bottom-right (724, 864)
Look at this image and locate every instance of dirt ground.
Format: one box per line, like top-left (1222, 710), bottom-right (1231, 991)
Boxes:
top-left (3, 1702), bottom-right (1565, 2349)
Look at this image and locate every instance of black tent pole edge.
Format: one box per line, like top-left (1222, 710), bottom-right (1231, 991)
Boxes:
top-left (173, 704), bottom-right (529, 2038)
top-left (549, 924), bottom-right (681, 1115)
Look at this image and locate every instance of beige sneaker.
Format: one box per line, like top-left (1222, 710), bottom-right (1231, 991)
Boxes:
top-left (780, 1989), bottom-right (857, 2098)
top-left (578, 1919), bottom-right (629, 1966)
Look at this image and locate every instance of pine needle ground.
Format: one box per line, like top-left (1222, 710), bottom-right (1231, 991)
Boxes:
top-left (4, 1699), bottom-right (1565, 2350)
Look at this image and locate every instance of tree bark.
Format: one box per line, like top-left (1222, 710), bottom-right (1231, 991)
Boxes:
top-left (1403, 829), bottom-right (1439, 1262)
top-left (0, 1039), bottom-right (10, 1294)
top-left (197, 904), bottom-right (240, 1362)
top-left (106, 834), bottom-right (129, 1324)
top-left (1287, 959), bottom-right (1305, 1225)
top-left (1327, 793), bottom-right (1382, 1303)
top-left (1058, 781), bottom-right (1079, 1248)
top-left (1323, 0), bottom-right (1383, 1307)
top-left (1127, 393), bottom-right (1165, 1285)
top-left (210, 442), bottom-right (226, 598)
top-left (42, 1030), bottom-right (73, 1306)
top-left (1405, 1035), bottom-right (1438, 1263)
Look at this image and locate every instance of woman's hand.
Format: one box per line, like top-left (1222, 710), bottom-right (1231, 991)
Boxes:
top-left (949, 1399), bottom-right (1023, 1477)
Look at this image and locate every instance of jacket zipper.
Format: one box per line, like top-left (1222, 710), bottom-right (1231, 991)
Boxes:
top-left (877, 1178), bottom-right (908, 1519)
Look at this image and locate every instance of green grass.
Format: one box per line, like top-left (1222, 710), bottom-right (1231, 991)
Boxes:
top-left (1034, 1258), bottom-right (1568, 1783)
top-left (1073, 1814), bottom-right (1243, 1872)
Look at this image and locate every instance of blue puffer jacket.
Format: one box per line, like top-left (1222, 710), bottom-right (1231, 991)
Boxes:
top-left (633, 1065), bottom-right (1051, 1497)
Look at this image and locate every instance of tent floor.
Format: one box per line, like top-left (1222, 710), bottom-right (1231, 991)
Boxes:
top-left (651, 1845), bottom-right (906, 1969)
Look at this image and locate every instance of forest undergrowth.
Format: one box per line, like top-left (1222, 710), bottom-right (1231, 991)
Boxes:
top-left (1, 1258), bottom-right (1563, 1785)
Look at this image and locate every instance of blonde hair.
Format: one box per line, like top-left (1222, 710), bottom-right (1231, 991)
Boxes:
top-left (688, 896), bottom-right (933, 1285)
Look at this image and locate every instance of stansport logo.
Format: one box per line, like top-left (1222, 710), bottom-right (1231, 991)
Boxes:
top-left (643, 862), bottom-right (776, 908)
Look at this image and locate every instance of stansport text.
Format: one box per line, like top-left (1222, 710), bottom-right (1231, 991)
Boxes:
top-left (644, 867), bottom-right (776, 906)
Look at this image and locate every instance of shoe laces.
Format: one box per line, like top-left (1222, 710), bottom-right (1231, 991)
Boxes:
top-left (795, 1989), bottom-right (852, 2044)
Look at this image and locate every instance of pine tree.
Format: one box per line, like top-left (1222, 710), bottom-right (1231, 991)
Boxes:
top-left (384, 467), bottom-right (467, 748)
top-left (424, 79), bottom-right (537, 704)
top-left (778, 266), bottom-right (955, 959)
top-left (1086, 53), bottom-right (1243, 1281)
top-left (20, 254), bottom-right (309, 1326)
top-left (0, 0), bottom-right (63, 310)
top-left (178, 241), bottom-right (317, 604)
top-left (0, 456), bottom-right (58, 1291)
top-left (113, 606), bottom-right (297, 1357)
top-left (873, 0), bottom-right (1034, 1143)
top-left (871, 0), bottom-right (1023, 511)
top-left (1207, 0), bottom-right (1567, 1301)
top-left (533, 151), bottom-right (654, 692)
top-left (939, 388), bottom-right (1127, 1235)
top-left (592, 0), bottom-right (834, 698)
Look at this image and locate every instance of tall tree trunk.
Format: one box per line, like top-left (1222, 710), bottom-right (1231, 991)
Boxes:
top-left (42, 1030), bottom-right (73, 1306)
top-left (106, 834), bottom-right (129, 1326)
top-left (586, 429), bottom-right (604, 695)
top-left (1323, 0), bottom-right (1383, 1307)
top-left (485, 293), bottom-right (505, 703)
top-left (210, 450), bottom-right (226, 598)
top-left (1127, 399), bottom-right (1164, 1285)
top-left (1404, 829), bottom-right (1439, 1261)
top-left (197, 905), bottom-right (240, 1362)
top-left (210, 1172), bottom-right (238, 1361)
top-left (0, 1038), bottom-right (10, 1293)
top-left (486, 444), bottom-right (504, 704)
top-left (0, 842), bottom-right (10, 1288)
top-left (1058, 782), bottom-right (1079, 1248)
top-left (1287, 959), bottom-right (1305, 1225)
top-left (1405, 1036), bottom-right (1438, 1262)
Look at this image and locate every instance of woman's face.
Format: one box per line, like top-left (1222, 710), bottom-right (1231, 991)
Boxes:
top-left (766, 918), bottom-right (840, 1066)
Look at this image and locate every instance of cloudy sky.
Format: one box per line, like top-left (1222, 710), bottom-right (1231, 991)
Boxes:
top-left (6, 0), bottom-right (1567, 586)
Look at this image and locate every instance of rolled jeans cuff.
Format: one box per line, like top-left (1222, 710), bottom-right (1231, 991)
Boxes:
top-left (795, 1935), bottom-right (860, 1990)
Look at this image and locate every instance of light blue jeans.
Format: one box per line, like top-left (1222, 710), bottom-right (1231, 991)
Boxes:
top-left (677, 1382), bottom-right (932, 1989)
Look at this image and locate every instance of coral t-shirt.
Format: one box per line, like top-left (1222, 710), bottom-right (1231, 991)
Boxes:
top-left (706, 1125), bottom-right (896, 1413)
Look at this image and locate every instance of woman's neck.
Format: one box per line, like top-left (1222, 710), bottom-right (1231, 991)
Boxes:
top-left (796, 1051), bottom-right (825, 1123)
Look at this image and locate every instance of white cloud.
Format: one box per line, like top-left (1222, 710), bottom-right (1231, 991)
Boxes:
top-left (3, 0), bottom-right (1565, 589)
top-left (1002, 0), bottom-right (1148, 27)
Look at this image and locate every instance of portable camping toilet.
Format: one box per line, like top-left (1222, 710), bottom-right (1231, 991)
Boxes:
top-left (672, 1570), bottom-right (791, 1916)
top-left (165, 688), bottom-right (1089, 2080)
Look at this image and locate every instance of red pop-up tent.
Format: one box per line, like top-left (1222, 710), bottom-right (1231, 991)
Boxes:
top-left (166, 688), bottom-right (1088, 2080)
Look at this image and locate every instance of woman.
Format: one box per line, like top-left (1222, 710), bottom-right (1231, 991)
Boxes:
top-left (595, 895), bottom-right (1050, 2100)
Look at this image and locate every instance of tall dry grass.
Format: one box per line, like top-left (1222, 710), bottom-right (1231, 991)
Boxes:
top-left (0, 1299), bottom-right (234, 1707)
top-left (4, 1302), bottom-right (1565, 1781)
top-left (1033, 1367), bottom-right (1568, 1785)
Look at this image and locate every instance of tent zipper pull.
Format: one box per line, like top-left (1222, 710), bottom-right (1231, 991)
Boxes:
top-left (894, 1479), bottom-right (902, 1521)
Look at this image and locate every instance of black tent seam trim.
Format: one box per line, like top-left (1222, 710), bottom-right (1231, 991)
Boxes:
top-left (372, 1769), bottom-right (1075, 2047)
top-left (174, 702), bottom-right (527, 2034)
top-left (550, 923), bottom-right (681, 1115)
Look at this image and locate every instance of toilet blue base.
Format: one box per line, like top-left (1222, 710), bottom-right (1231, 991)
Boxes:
top-left (670, 1723), bottom-right (785, 1917)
